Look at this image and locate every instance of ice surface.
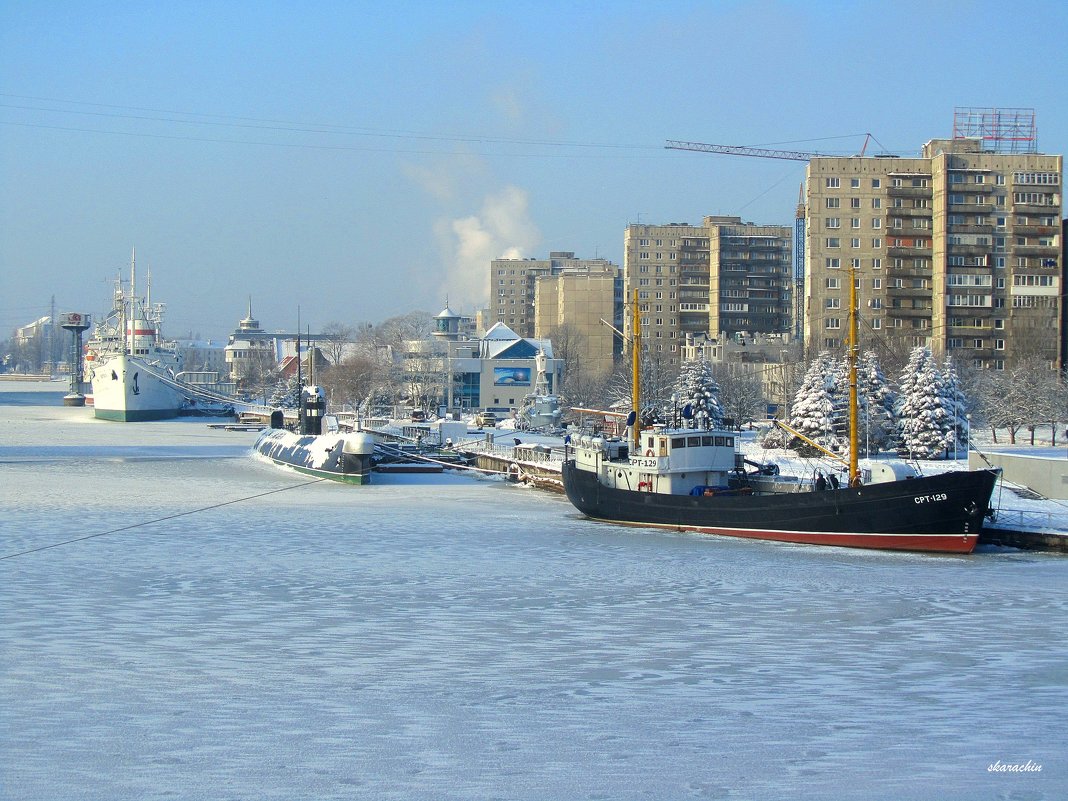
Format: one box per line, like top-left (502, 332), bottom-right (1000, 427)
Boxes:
top-left (2, 389), bottom-right (1067, 800)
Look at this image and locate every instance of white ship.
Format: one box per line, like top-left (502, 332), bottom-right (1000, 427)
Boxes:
top-left (86, 252), bottom-right (223, 421)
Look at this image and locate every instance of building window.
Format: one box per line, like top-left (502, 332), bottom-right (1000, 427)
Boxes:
top-left (872, 179), bottom-right (881, 188)
top-left (825, 197), bottom-right (841, 208)
top-left (872, 238), bottom-right (882, 249)
top-left (851, 238), bottom-right (861, 248)
top-left (825, 238), bottom-right (841, 248)
top-left (825, 257), bottom-right (841, 269)
top-left (826, 318), bottom-right (841, 329)
top-left (872, 198), bottom-right (882, 209)
top-left (826, 278), bottom-right (841, 289)
top-left (850, 178), bottom-right (860, 188)
top-left (850, 197), bottom-right (861, 209)
top-left (826, 177), bottom-right (841, 188)
top-left (826, 297), bottom-right (841, 309)
top-left (851, 217), bottom-right (861, 229)
top-left (826, 217), bottom-right (841, 228)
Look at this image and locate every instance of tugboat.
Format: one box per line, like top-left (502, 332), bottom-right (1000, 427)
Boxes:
top-left (561, 281), bottom-right (999, 554)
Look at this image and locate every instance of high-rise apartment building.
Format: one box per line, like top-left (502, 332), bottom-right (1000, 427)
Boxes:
top-left (489, 251), bottom-right (621, 377)
top-left (489, 251), bottom-right (619, 339)
top-left (533, 271), bottom-right (618, 377)
top-left (623, 217), bottom-right (792, 371)
top-left (805, 135), bottom-right (1062, 369)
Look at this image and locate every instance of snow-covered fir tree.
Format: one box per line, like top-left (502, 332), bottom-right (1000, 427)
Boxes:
top-left (857, 351), bottom-right (898, 455)
top-left (670, 358), bottom-right (723, 429)
top-left (941, 356), bottom-right (968, 454)
top-left (268, 376), bottom-right (299, 408)
top-left (896, 346), bottom-right (954, 459)
top-left (787, 352), bottom-right (844, 454)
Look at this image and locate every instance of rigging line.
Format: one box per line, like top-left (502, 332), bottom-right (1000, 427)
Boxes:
top-left (0, 476), bottom-right (330, 561)
top-left (0, 120), bottom-right (660, 159)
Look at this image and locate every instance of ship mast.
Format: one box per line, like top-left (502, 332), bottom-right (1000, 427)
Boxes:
top-left (127, 248), bottom-right (136, 354)
top-left (631, 288), bottom-right (641, 451)
top-left (847, 262), bottom-right (861, 486)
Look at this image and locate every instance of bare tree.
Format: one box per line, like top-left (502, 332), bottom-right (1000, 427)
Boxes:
top-left (375, 311), bottom-right (434, 349)
top-left (319, 353), bottom-right (381, 410)
top-left (717, 365), bottom-right (767, 428)
top-left (240, 349), bottom-right (279, 404)
top-left (561, 366), bottom-right (613, 411)
top-left (606, 351), bottom-right (676, 423)
top-left (320, 321), bottom-right (357, 366)
top-left (546, 323), bottom-right (587, 381)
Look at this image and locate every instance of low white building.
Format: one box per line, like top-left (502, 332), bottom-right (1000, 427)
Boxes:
top-left (402, 307), bottom-right (563, 416)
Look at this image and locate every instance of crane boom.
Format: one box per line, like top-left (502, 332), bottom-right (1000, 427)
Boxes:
top-left (665, 139), bottom-right (825, 162)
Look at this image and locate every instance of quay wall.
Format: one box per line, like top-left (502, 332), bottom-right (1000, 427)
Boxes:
top-left (971, 451), bottom-right (1068, 500)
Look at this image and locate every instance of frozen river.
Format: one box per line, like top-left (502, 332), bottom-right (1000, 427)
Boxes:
top-left (2, 385), bottom-right (1066, 800)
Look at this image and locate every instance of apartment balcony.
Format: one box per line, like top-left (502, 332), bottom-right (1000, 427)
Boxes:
top-left (1013, 202), bottom-right (1059, 215)
top-left (886, 186), bottom-right (932, 198)
top-left (948, 223), bottom-right (994, 235)
top-left (1014, 244), bottom-right (1060, 256)
top-left (887, 286), bottom-right (932, 298)
top-left (947, 182), bottom-right (995, 194)
top-left (887, 246), bottom-right (931, 258)
top-left (1012, 224), bottom-right (1059, 236)
top-left (946, 244), bottom-right (992, 257)
top-left (886, 307), bottom-right (933, 319)
top-left (886, 206), bottom-right (932, 218)
top-left (946, 202), bottom-right (991, 214)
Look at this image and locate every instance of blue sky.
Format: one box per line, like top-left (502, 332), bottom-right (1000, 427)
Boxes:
top-left (2, 0), bottom-right (1066, 340)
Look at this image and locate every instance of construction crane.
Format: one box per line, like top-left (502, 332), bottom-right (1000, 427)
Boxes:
top-left (663, 134), bottom-right (872, 347)
top-left (664, 139), bottom-right (825, 161)
top-left (664, 133), bottom-right (871, 161)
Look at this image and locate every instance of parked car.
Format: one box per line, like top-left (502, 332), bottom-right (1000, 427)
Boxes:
top-left (475, 411), bottom-right (498, 428)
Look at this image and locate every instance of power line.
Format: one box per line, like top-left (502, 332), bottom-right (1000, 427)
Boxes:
top-left (0, 119), bottom-right (665, 159)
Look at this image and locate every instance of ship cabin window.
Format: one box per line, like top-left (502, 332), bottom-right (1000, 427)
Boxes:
top-left (687, 436), bottom-right (701, 447)
top-left (671, 437), bottom-right (687, 449)
top-left (647, 436), bottom-right (656, 450)
top-left (714, 436), bottom-right (734, 447)
top-left (702, 436), bottom-right (714, 446)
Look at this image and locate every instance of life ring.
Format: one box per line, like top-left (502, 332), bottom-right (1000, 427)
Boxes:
top-left (645, 449), bottom-right (654, 457)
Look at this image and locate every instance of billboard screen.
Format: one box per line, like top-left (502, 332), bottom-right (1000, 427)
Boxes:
top-left (493, 367), bottom-right (531, 386)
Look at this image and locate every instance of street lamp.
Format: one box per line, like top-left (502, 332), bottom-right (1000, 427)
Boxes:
top-left (965, 413), bottom-right (971, 458)
top-left (671, 392), bottom-right (679, 428)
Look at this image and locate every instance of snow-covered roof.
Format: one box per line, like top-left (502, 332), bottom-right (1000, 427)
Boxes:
top-left (483, 322), bottom-right (519, 340)
top-left (480, 336), bottom-right (554, 361)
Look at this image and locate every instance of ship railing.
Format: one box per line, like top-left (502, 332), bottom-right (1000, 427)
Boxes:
top-left (464, 440), bottom-right (568, 465)
top-left (990, 507), bottom-right (1066, 534)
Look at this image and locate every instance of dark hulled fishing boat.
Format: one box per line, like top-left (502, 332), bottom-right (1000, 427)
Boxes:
top-left (560, 280), bottom-right (999, 554)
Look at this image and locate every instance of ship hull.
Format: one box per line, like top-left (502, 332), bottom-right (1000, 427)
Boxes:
top-left (254, 429), bottom-right (373, 485)
top-left (90, 353), bottom-right (185, 421)
top-left (562, 461), bottom-right (999, 553)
